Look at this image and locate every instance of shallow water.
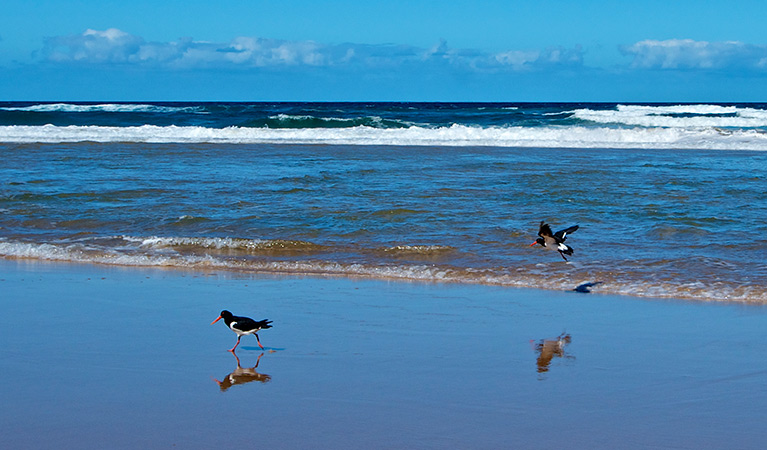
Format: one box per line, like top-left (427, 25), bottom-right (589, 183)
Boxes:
top-left (2, 139), bottom-right (766, 302)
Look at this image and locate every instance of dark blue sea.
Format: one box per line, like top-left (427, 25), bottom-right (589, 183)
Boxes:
top-left (2, 102), bottom-right (767, 302)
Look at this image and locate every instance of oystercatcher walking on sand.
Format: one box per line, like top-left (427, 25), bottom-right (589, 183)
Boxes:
top-left (211, 310), bottom-right (272, 352)
top-left (530, 221), bottom-right (579, 261)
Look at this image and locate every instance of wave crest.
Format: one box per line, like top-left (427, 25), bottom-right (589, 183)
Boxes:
top-left (572, 104), bottom-right (767, 128)
top-left (3, 239), bottom-right (766, 303)
top-left (130, 236), bottom-right (328, 254)
top-left (253, 114), bottom-right (412, 129)
top-left (3, 123), bottom-right (767, 150)
top-left (0, 103), bottom-right (205, 114)
top-left (382, 244), bottom-right (455, 255)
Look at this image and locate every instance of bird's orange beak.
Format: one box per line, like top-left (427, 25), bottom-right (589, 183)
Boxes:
top-left (211, 315), bottom-right (222, 325)
top-left (530, 241), bottom-right (538, 247)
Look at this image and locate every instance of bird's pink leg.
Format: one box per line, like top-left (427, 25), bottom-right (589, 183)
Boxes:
top-left (229, 336), bottom-right (242, 352)
top-left (255, 334), bottom-right (264, 349)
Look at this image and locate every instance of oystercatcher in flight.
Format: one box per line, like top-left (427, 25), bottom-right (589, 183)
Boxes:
top-left (211, 310), bottom-right (272, 352)
top-left (530, 221), bottom-right (579, 261)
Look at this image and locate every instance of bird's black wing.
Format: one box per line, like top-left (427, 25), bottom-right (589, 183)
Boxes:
top-left (232, 317), bottom-right (261, 332)
top-left (554, 225), bottom-right (579, 242)
top-left (537, 222), bottom-right (554, 238)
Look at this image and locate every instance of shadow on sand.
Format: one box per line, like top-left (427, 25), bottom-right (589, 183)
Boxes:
top-left (572, 281), bottom-right (604, 293)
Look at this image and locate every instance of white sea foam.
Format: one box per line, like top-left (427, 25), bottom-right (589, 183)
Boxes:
top-left (129, 236), bottom-right (266, 249)
top-left (1, 240), bottom-right (765, 303)
top-left (269, 113), bottom-right (347, 122)
top-left (267, 113), bottom-right (413, 127)
top-left (383, 244), bottom-right (455, 253)
top-left (126, 236), bottom-right (324, 252)
top-left (2, 123), bottom-right (767, 150)
top-left (0, 103), bottom-right (204, 113)
top-left (572, 104), bottom-right (767, 128)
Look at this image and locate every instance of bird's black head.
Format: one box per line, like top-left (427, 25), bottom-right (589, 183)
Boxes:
top-left (530, 237), bottom-right (546, 247)
top-left (211, 310), bottom-right (234, 325)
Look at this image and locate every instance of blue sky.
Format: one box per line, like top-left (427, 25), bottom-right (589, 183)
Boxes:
top-left (2, 0), bottom-right (767, 101)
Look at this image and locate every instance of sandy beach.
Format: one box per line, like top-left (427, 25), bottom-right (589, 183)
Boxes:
top-left (1, 258), bottom-right (766, 449)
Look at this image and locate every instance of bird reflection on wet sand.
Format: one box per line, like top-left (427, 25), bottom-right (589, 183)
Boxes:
top-left (214, 352), bottom-right (271, 392)
top-left (531, 333), bottom-right (574, 376)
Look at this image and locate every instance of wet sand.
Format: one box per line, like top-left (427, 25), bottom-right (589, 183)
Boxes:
top-left (1, 258), bottom-right (766, 449)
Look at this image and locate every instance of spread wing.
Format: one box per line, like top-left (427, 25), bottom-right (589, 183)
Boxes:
top-left (554, 225), bottom-right (579, 242)
top-left (537, 221), bottom-right (554, 238)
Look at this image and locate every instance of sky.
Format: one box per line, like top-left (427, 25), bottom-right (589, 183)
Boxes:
top-left (2, 0), bottom-right (767, 102)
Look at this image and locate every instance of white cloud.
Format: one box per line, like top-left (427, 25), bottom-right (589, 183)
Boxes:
top-left (44, 28), bottom-right (144, 63)
top-left (40, 28), bottom-right (584, 72)
top-left (495, 50), bottom-right (540, 69)
top-left (494, 46), bottom-right (582, 70)
top-left (42, 29), bottom-right (413, 68)
top-left (621, 39), bottom-right (767, 70)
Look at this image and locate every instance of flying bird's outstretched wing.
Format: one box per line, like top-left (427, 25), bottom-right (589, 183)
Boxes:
top-left (554, 225), bottom-right (579, 242)
top-left (537, 221), bottom-right (554, 238)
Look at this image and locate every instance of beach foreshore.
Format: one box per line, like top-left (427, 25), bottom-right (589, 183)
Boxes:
top-left (1, 258), bottom-right (765, 449)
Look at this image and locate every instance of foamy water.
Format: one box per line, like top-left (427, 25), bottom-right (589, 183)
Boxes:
top-left (2, 102), bottom-right (767, 302)
top-left (3, 123), bottom-right (767, 150)
top-left (0, 103), bottom-right (206, 114)
top-left (1, 101), bottom-right (767, 149)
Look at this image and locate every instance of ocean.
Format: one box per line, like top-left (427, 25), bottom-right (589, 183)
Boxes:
top-left (1, 102), bottom-right (766, 302)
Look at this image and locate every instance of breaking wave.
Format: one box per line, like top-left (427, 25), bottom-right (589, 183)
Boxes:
top-left (0, 103), bottom-right (205, 114)
top-left (128, 236), bottom-right (329, 254)
top-left (2, 238), bottom-right (766, 303)
top-left (572, 104), bottom-right (767, 129)
top-left (254, 114), bottom-right (413, 129)
top-left (2, 123), bottom-right (767, 150)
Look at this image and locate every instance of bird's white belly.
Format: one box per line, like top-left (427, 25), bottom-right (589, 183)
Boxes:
top-left (230, 323), bottom-right (256, 336)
